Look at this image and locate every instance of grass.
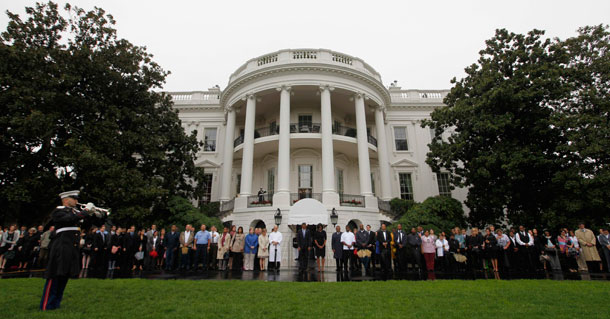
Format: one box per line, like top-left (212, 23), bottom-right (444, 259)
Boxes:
top-left (0, 278), bottom-right (608, 318)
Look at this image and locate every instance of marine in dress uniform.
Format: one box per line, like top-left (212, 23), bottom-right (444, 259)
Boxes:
top-left (40, 190), bottom-right (104, 311)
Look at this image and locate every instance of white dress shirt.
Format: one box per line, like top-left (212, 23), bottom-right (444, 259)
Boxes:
top-left (435, 238), bottom-right (449, 257)
top-left (341, 231), bottom-right (356, 250)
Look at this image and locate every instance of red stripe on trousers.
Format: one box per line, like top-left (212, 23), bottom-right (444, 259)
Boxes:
top-left (42, 279), bottom-right (52, 310)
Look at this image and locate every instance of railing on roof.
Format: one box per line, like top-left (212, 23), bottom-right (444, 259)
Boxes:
top-left (228, 49), bottom-right (382, 84)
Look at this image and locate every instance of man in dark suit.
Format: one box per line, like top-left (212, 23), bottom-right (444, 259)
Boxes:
top-left (164, 225), bottom-right (180, 271)
top-left (331, 226), bottom-right (343, 272)
top-left (407, 227), bottom-right (423, 278)
top-left (92, 224), bottom-right (109, 278)
top-left (120, 225), bottom-right (136, 277)
top-left (366, 225), bottom-right (377, 273)
top-left (393, 224), bottom-right (407, 275)
top-left (356, 224), bottom-right (370, 275)
top-left (377, 223), bottom-right (392, 278)
top-left (296, 223), bottom-right (312, 274)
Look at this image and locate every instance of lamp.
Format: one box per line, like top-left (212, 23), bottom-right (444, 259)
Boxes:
top-left (330, 208), bottom-right (338, 227)
top-left (274, 208), bottom-right (282, 226)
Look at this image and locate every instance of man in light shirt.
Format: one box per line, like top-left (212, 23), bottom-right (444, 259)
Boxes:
top-left (179, 225), bottom-right (194, 270)
top-left (194, 224), bottom-right (211, 271)
top-left (340, 225), bottom-right (356, 273)
top-left (208, 226), bottom-right (219, 270)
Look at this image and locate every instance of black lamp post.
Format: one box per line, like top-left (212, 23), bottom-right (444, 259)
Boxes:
top-left (330, 208), bottom-right (338, 227)
top-left (274, 208), bottom-right (282, 226)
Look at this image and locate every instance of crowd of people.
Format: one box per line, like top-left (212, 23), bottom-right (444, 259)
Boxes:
top-left (324, 222), bottom-right (609, 280)
top-left (1, 221), bottom-right (609, 280)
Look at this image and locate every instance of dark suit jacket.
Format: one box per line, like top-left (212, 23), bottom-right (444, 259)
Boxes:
top-left (93, 232), bottom-right (108, 252)
top-left (164, 231), bottom-right (180, 249)
top-left (146, 236), bottom-right (162, 252)
top-left (377, 230), bottom-right (392, 245)
top-left (122, 232), bottom-right (135, 253)
top-left (296, 228), bottom-right (312, 249)
top-left (331, 232), bottom-right (343, 259)
top-left (394, 230), bottom-right (407, 247)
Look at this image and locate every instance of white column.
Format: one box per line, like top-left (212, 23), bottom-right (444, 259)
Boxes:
top-left (220, 108), bottom-right (236, 201)
top-left (197, 122), bottom-right (205, 149)
top-left (354, 93), bottom-right (373, 196)
top-left (239, 94), bottom-right (256, 197)
top-left (274, 85), bottom-right (291, 206)
top-left (320, 85), bottom-right (339, 206)
top-left (374, 106), bottom-right (392, 200)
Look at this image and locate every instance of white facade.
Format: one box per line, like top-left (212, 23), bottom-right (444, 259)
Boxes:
top-left (170, 49), bottom-right (467, 267)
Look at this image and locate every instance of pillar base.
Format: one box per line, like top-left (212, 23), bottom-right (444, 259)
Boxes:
top-left (272, 192), bottom-right (291, 207)
top-left (322, 191), bottom-right (340, 207)
top-left (364, 195), bottom-right (378, 209)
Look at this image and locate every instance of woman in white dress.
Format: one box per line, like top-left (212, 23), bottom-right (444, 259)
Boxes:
top-left (258, 228), bottom-right (269, 270)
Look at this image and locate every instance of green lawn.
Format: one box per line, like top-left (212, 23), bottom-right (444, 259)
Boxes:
top-left (1, 278), bottom-right (608, 318)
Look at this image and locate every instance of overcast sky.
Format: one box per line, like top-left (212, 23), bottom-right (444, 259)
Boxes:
top-left (2, 0), bottom-right (609, 91)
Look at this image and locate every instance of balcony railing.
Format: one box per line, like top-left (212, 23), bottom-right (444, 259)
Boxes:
top-left (290, 192), bottom-right (322, 205)
top-left (220, 199), bottom-right (234, 213)
top-left (290, 123), bottom-right (320, 133)
top-left (367, 135), bottom-right (377, 147)
top-left (333, 124), bottom-right (357, 137)
top-left (339, 194), bottom-right (365, 207)
top-left (234, 135), bottom-right (244, 147)
top-left (247, 194), bottom-right (273, 208)
top-left (255, 125), bottom-right (279, 138)
top-left (234, 125), bottom-right (378, 148)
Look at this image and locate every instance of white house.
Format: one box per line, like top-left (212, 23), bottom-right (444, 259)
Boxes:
top-left (169, 49), bottom-right (467, 267)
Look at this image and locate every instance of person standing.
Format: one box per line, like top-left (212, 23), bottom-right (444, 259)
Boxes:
top-left (575, 223), bottom-right (601, 272)
top-left (163, 225), bottom-right (179, 271)
top-left (421, 230), bottom-right (436, 280)
top-left (217, 227), bottom-right (232, 271)
top-left (598, 229), bottom-right (610, 272)
top-left (194, 224), bottom-right (211, 271)
top-left (145, 230), bottom-right (161, 270)
top-left (244, 228), bottom-right (258, 271)
top-left (331, 226), bottom-right (343, 272)
top-left (435, 233), bottom-right (450, 276)
top-left (466, 228), bottom-right (484, 276)
top-left (179, 225), bottom-right (194, 270)
top-left (268, 226), bottom-right (283, 270)
top-left (230, 227), bottom-right (245, 270)
top-left (516, 225), bottom-right (534, 273)
top-left (296, 223), bottom-right (312, 274)
top-left (40, 190), bottom-right (104, 311)
top-left (483, 228), bottom-right (499, 275)
top-left (393, 224), bottom-right (407, 275)
top-left (37, 226), bottom-right (54, 269)
top-left (355, 224), bottom-right (371, 275)
top-left (107, 227), bottom-right (121, 278)
top-left (313, 224), bottom-right (327, 272)
top-left (208, 226), bottom-right (219, 270)
top-left (407, 227), bottom-right (423, 278)
top-left (258, 228), bottom-right (269, 271)
top-left (339, 225), bottom-right (356, 274)
top-left (377, 224), bottom-right (392, 278)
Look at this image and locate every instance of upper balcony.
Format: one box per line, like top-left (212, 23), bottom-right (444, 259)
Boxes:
top-left (228, 49), bottom-right (383, 85)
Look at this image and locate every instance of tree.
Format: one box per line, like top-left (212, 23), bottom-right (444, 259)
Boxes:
top-left (155, 196), bottom-right (223, 232)
top-left (392, 196), bottom-right (465, 233)
top-left (423, 26), bottom-right (610, 229)
top-left (550, 25), bottom-right (610, 230)
top-left (0, 2), bottom-right (203, 226)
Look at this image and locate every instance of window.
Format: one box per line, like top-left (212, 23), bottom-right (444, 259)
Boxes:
top-left (399, 173), bottom-right (413, 200)
top-left (204, 128), bottom-right (217, 151)
top-left (298, 165), bottom-right (313, 198)
top-left (336, 168), bottom-right (344, 195)
top-left (236, 174), bottom-right (241, 195)
top-left (200, 173), bottom-right (213, 204)
top-left (270, 121), bottom-right (277, 134)
top-left (394, 127), bottom-right (408, 151)
top-left (298, 115), bottom-right (313, 133)
top-left (437, 173), bottom-right (452, 197)
top-left (333, 120), bottom-right (341, 134)
top-left (267, 168), bottom-right (275, 196)
top-left (371, 173), bottom-right (375, 196)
